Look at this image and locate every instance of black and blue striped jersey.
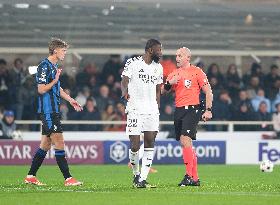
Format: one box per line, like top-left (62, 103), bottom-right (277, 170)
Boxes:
top-left (36, 58), bottom-right (60, 114)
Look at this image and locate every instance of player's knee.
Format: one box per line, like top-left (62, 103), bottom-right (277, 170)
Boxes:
top-left (40, 141), bottom-right (51, 151)
top-left (131, 144), bottom-right (140, 152)
top-left (130, 137), bottom-right (140, 152)
top-left (181, 141), bottom-right (191, 148)
top-left (40, 145), bottom-right (51, 151)
top-left (144, 140), bottom-right (154, 148)
top-left (180, 135), bottom-right (192, 148)
top-left (45, 144), bottom-right (51, 151)
top-left (53, 141), bottom-right (65, 150)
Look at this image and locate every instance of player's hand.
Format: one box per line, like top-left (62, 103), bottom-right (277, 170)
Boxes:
top-left (54, 69), bottom-right (62, 83)
top-left (70, 99), bottom-right (83, 112)
top-left (169, 73), bottom-right (180, 85)
top-left (202, 110), bottom-right (212, 122)
top-left (120, 94), bottom-right (129, 106)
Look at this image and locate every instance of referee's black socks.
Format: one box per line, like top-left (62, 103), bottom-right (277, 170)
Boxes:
top-left (55, 150), bottom-right (72, 179)
top-left (28, 148), bottom-right (47, 176)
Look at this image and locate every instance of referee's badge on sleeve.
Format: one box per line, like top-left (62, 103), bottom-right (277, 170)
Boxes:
top-left (184, 79), bottom-right (192, 88)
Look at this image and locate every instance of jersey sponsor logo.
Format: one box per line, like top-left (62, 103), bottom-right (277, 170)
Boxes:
top-left (184, 79), bottom-right (192, 88)
top-left (39, 72), bottom-right (46, 83)
top-left (139, 73), bottom-right (157, 84)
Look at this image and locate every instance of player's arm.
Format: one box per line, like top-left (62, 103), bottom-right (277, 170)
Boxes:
top-left (197, 69), bottom-right (213, 121)
top-left (38, 69), bottom-right (61, 94)
top-left (201, 82), bottom-right (213, 121)
top-left (60, 87), bottom-right (83, 112)
top-left (161, 82), bottom-right (172, 95)
top-left (156, 84), bottom-right (161, 108)
top-left (121, 59), bottom-right (133, 103)
top-left (201, 83), bottom-right (213, 110)
top-left (161, 72), bottom-right (179, 94)
top-left (121, 75), bottom-right (130, 106)
top-left (60, 87), bottom-right (73, 102)
top-left (121, 76), bottom-right (129, 98)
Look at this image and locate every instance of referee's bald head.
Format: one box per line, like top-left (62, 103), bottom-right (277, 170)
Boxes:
top-left (176, 47), bottom-right (191, 58)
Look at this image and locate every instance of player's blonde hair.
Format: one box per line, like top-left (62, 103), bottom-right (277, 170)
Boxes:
top-left (48, 38), bottom-right (69, 55)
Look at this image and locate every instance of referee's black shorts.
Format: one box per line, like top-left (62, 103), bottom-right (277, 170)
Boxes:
top-left (39, 113), bottom-right (63, 136)
top-left (174, 105), bottom-right (201, 141)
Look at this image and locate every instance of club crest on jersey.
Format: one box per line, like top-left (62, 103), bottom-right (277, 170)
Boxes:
top-left (184, 79), bottom-right (192, 88)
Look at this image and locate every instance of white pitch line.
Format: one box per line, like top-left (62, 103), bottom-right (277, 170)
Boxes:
top-left (1, 187), bottom-right (280, 197)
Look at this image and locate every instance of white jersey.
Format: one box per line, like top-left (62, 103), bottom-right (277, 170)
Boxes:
top-left (122, 56), bottom-right (163, 114)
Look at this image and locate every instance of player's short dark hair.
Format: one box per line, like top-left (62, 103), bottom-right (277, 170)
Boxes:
top-left (145, 39), bottom-right (161, 51)
top-left (49, 38), bottom-right (69, 55)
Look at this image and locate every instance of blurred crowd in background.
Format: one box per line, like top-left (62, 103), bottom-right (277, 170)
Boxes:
top-left (1, 55), bottom-right (280, 137)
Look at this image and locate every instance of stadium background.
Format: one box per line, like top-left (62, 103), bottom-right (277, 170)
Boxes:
top-left (1, 0), bottom-right (280, 164)
top-left (0, 1), bottom-right (280, 205)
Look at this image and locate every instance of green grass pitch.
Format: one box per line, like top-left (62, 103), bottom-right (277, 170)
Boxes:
top-left (0, 165), bottom-right (279, 205)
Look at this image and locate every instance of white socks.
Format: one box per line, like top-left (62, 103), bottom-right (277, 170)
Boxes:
top-left (139, 148), bottom-right (154, 182)
top-left (138, 143), bottom-right (144, 160)
top-left (129, 149), bottom-right (140, 176)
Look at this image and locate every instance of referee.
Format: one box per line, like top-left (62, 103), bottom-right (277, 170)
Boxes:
top-left (163, 47), bottom-right (213, 186)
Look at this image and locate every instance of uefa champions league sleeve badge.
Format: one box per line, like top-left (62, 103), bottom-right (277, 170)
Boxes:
top-left (184, 79), bottom-right (192, 88)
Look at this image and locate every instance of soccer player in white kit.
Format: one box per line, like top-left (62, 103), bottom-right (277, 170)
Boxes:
top-left (121, 39), bottom-right (163, 188)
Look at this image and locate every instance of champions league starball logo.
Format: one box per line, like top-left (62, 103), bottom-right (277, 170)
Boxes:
top-left (110, 141), bottom-right (128, 163)
top-left (184, 79), bottom-right (192, 88)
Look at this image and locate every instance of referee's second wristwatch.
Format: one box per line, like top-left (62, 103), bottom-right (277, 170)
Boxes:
top-left (206, 107), bottom-right (212, 112)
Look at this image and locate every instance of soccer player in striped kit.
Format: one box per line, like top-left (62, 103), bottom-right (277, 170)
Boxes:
top-left (24, 38), bottom-right (83, 186)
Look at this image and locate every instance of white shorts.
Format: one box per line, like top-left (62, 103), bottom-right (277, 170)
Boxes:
top-left (126, 112), bottom-right (159, 136)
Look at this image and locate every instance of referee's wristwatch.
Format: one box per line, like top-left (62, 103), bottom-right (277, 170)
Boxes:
top-left (206, 107), bottom-right (212, 112)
